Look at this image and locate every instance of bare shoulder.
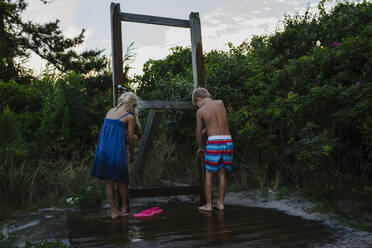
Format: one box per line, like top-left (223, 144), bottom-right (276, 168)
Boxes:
top-left (106, 108), bottom-right (114, 118)
top-left (196, 107), bottom-right (206, 118)
top-left (215, 99), bottom-right (225, 106)
top-left (126, 113), bottom-right (135, 121)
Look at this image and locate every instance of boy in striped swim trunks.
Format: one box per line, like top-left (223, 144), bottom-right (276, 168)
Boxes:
top-left (193, 87), bottom-right (233, 212)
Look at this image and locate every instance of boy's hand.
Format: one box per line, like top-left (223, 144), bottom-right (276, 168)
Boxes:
top-left (197, 148), bottom-right (205, 158)
top-left (129, 154), bottom-right (135, 162)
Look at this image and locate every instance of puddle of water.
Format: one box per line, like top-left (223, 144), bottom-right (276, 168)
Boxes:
top-left (68, 204), bottom-right (337, 247)
top-left (8, 209), bottom-right (69, 247)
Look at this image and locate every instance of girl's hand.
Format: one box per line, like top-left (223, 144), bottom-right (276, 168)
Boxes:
top-left (130, 154), bottom-right (135, 162)
top-left (134, 135), bottom-right (139, 141)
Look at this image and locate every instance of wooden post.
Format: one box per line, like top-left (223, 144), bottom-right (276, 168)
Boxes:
top-left (189, 12), bottom-right (205, 89)
top-left (134, 110), bottom-right (163, 175)
top-left (110, 3), bottom-right (124, 209)
top-left (190, 12), bottom-right (206, 204)
top-left (110, 3), bottom-right (124, 107)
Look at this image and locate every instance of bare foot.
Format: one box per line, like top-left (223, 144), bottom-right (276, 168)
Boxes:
top-left (111, 211), bottom-right (120, 219)
top-left (214, 201), bottom-right (224, 211)
top-left (119, 210), bottom-right (129, 216)
top-left (198, 204), bottom-right (213, 212)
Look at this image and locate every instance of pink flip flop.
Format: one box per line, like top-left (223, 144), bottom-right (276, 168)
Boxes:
top-left (133, 209), bottom-right (156, 217)
top-left (133, 207), bottom-right (163, 218)
top-left (148, 207), bottom-right (163, 214)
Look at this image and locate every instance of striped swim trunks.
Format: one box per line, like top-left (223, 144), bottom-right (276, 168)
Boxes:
top-left (205, 135), bottom-right (233, 173)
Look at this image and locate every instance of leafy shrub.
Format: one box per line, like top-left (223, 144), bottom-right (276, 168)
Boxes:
top-left (0, 80), bottom-right (42, 113)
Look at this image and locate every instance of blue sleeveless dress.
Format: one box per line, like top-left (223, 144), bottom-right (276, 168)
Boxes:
top-left (91, 112), bottom-right (132, 183)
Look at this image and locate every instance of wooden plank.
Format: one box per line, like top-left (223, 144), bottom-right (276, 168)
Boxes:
top-left (189, 12), bottom-right (206, 89)
top-left (121, 12), bottom-right (190, 28)
top-left (139, 100), bottom-right (194, 110)
top-left (198, 157), bottom-right (206, 204)
top-left (110, 3), bottom-right (124, 107)
top-left (134, 110), bottom-right (163, 173)
top-left (129, 185), bottom-right (200, 198)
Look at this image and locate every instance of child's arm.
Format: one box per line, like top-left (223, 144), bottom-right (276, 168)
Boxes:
top-left (127, 115), bottom-right (135, 162)
top-left (202, 128), bottom-right (206, 136)
top-left (201, 128), bottom-right (207, 149)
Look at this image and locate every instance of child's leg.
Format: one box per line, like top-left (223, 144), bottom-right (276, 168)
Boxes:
top-left (198, 170), bottom-right (213, 211)
top-left (118, 182), bottom-right (128, 216)
top-left (106, 180), bottom-right (120, 219)
top-left (216, 168), bottom-right (227, 210)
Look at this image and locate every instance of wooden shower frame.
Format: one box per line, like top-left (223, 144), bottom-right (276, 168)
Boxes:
top-left (110, 3), bottom-right (206, 201)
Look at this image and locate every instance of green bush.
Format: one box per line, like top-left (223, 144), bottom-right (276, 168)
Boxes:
top-left (0, 80), bottom-right (42, 113)
top-left (0, 72), bottom-right (111, 215)
top-left (67, 185), bottom-right (104, 209)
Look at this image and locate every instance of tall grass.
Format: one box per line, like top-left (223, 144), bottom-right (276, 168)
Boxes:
top-left (0, 146), bottom-right (98, 218)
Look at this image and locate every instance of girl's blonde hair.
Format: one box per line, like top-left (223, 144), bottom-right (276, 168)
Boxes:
top-left (115, 92), bottom-right (141, 130)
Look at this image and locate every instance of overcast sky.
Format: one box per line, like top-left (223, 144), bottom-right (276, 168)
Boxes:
top-left (23, 0), bottom-right (333, 76)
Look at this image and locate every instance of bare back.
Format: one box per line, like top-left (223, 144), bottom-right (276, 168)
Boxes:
top-left (197, 99), bottom-right (230, 136)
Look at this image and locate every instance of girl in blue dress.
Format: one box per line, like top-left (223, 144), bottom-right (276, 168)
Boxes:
top-left (91, 92), bottom-right (140, 219)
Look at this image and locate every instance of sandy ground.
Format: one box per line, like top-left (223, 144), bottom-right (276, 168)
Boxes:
top-left (224, 190), bottom-right (372, 248)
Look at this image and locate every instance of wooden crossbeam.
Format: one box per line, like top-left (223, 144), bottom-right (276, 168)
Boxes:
top-left (129, 185), bottom-right (200, 198)
top-left (139, 100), bottom-right (194, 110)
top-left (121, 12), bottom-right (190, 28)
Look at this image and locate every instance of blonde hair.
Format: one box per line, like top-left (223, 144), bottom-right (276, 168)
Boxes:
top-left (115, 92), bottom-right (141, 130)
top-left (192, 87), bottom-right (211, 106)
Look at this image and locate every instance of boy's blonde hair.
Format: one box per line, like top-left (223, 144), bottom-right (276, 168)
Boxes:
top-left (115, 92), bottom-right (141, 130)
top-left (192, 87), bottom-right (211, 106)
